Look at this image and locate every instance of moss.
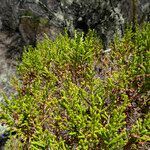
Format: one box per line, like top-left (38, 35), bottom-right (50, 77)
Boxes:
top-left (0, 23), bottom-right (150, 149)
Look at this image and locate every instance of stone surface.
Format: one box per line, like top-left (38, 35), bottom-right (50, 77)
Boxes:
top-left (0, 0), bottom-right (149, 47)
top-left (0, 31), bottom-right (21, 102)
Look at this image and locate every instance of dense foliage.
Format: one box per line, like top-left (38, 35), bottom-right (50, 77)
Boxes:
top-left (0, 24), bottom-right (150, 149)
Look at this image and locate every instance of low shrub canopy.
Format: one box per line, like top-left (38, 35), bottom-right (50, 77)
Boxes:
top-left (0, 24), bottom-right (150, 149)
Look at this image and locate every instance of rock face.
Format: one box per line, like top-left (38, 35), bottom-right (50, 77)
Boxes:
top-left (0, 0), bottom-right (149, 98)
top-left (0, 31), bottom-right (22, 102)
top-left (0, 0), bottom-right (149, 47)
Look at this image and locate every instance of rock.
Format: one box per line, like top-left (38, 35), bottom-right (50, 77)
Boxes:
top-left (0, 0), bottom-right (149, 47)
top-left (0, 0), bottom-right (19, 31)
top-left (0, 31), bottom-right (22, 102)
top-left (0, 124), bottom-right (9, 149)
top-left (0, 124), bottom-right (16, 149)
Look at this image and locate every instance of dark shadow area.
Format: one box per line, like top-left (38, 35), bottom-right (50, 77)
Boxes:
top-left (75, 18), bottom-right (89, 34)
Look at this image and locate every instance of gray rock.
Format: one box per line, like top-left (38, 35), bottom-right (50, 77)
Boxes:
top-left (0, 0), bottom-right (149, 47)
top-left (0, 31), bottom-right (21, 102)
top-left (0, 124), bottom-right (8, 148)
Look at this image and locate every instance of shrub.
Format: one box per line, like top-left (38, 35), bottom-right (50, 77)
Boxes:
top-left (0, 24), bottom-right (150, 149)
